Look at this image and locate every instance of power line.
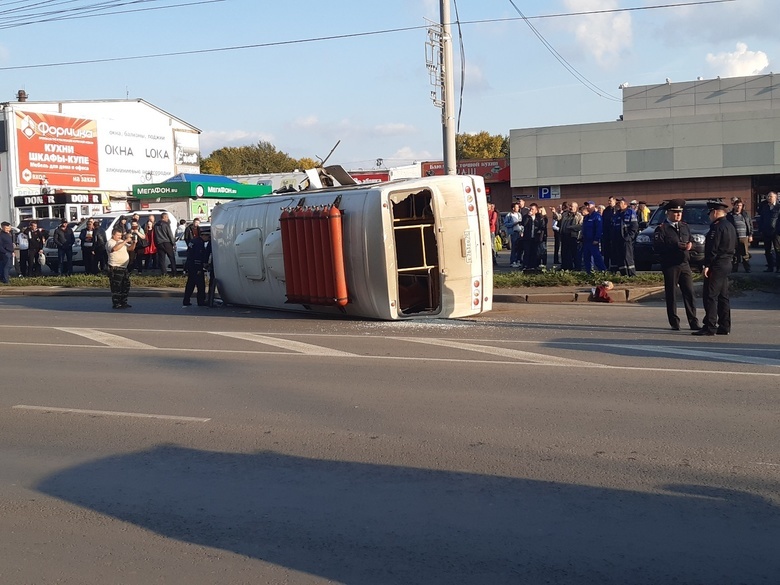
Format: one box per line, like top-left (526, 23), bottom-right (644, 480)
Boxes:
top-left (452, 0), bottom-right (466, 133)
top-left (0, 0), bottom-right (225, 29)
top-left (506, 0), bottom-right (621, 102)
top-left (0, 0), bottom-right (736, 71)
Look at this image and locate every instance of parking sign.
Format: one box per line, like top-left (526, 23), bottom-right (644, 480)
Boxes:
top-left (538, 186), bottom-right (560, 199)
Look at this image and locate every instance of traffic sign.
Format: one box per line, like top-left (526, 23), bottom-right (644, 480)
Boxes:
top-left (538, 186), bottom-right (560, 199)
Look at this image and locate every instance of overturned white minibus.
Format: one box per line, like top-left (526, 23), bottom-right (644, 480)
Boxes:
top-left (210, 174), bottom-right (493, 320)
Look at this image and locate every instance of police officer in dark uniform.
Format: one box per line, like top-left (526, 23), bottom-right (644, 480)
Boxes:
top-left (693, 201), bottom-right (737, 336)
top-left (653, 199), bottom-right (700, 331)
top-left (182, 226), bottom-right (211, 307)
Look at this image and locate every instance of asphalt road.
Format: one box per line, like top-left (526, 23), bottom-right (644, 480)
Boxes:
top-left (0, 294), bottom-right (778, 584)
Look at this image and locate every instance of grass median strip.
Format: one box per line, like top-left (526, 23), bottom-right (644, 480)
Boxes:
top-left (2, 270), bottom-right (774, 292)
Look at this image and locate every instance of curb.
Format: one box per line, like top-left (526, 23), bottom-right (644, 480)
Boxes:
top-left (493, 286), bottom-right (665, 304)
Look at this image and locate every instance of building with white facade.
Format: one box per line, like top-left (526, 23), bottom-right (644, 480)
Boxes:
top-left (510, 74), bottom-right (780, 214)
top-left (0, 92), bottom-right (200, 225)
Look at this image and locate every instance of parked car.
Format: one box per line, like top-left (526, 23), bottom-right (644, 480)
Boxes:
top-left (633, 199), bottom-right (716, 270)
top-left (16, 217), bottom-right (67, 236)
top-left (43, 210), bottom-right (176, 273)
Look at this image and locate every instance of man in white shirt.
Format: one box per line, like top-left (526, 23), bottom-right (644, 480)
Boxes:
top-left (106, 228), bottom-right (136, 309)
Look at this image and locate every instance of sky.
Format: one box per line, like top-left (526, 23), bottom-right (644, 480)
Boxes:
top-left (1, 0), bottom-right (777, 171)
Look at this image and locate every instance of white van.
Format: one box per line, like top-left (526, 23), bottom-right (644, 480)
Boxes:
top-left (211, 175), bottom-right (493, 320)
top-left (44, 209), bottom-right (177, 272)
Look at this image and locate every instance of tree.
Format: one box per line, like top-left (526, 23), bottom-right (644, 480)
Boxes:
top-left (296, 157), bottom-right (319, 170)
top-left (456, 131), bottom-right (509, 159)
top-left (199, 141), bottom-right (317, 175)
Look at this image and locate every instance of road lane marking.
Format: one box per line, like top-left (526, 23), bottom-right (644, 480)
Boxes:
top-left (0, 341), bottom-right (779, 376)
top-left (56, 327), bottom-right (156, 350)
top-left (3, 326), bottom-right (779, 354)
top-left (1, 326), bottom-right (779, 376)
top-left (12, 405), bottom-right (210, 422)
top-left (210, 332), bottom-right (356, 357)
top-left (608, 344), bottom-right (780, 368)
top-left (395, 337), bottom-right (590, 366)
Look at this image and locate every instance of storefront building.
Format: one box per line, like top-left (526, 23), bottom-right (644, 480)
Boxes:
top-left (510, 74), bottom-right (780, 215)
top-left (0, 93), bottom-right (200, 225)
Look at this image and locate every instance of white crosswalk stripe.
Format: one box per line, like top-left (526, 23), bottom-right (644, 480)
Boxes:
top-left (210, 332), bottom-right (356, 357)
top-left (57, 327), bottom-right (155, 350)
top-left (608, 344), bottom-right (780, 368)
top-left (0, 326), bottom-right (778, 375)
top-left (395, 337), bottom-right (587, 366)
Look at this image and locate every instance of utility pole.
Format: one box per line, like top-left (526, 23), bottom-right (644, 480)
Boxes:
top-left (426, 1), bottom-right (457, 175)
top-left (440, 0), bottom-right (457, 175)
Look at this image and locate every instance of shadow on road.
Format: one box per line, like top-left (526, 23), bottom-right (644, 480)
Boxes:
top-left (37, 445), bottom-right (779, 584)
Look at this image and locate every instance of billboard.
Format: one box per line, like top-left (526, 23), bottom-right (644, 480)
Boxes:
top-left (15, 111), bottom-right (99, 189)
top-left (349, 171), bottom-right (390, 184)
top-left (421, 158), bottom-right (510, 182)
top-left (97, 120), bottom-right (175, 189)
top-left (174, 130), bottom-right (200, 175)
top-left (14, 110), bottom-right (180, 192)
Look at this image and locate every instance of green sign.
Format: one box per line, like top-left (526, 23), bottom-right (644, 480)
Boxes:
top-left (132, 181), bottom-right (272, 199)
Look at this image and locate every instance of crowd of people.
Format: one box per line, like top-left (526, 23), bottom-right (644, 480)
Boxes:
top-left (488, 192), bottom-right (780, 337)
top-left (7, 212), bottom-right (192, 278)
top-left (489, 193), bottom-right (780, 281)
top-left (489, 197), bottom-right (648, 276)
top-left (1, 213), bottom-right (213, 309)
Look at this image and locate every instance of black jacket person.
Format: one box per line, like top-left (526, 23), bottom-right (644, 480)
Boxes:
top-left (183, 229), bottom-right (211, 307)
top-left (693, 202), bottom-right (737, 336)
top-left (653, 199), bottom-right (699, 331)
